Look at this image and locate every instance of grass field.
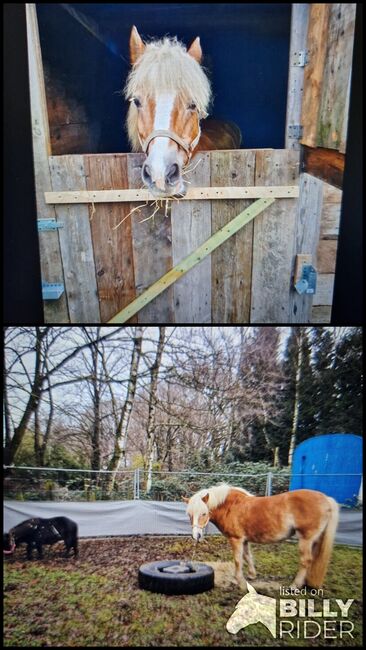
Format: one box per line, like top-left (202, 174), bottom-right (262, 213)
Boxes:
top-left (3, 536), bottom-right (362, 646)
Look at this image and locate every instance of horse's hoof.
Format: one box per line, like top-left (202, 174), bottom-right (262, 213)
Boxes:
top-left (247, 573), bottom-right (257, 580)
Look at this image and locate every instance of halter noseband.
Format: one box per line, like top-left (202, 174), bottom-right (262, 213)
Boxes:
top-left (139, 127), bottom-right (201, 161)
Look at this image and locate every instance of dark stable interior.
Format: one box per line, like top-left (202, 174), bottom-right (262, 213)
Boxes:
top-left (37, 3), bottom-right (292, 155)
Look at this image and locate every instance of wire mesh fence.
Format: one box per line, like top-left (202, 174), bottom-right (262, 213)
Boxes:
top-left (3, 466), bottom-right (362, 505)
top-left (3, 466), bottom-right (135, 501)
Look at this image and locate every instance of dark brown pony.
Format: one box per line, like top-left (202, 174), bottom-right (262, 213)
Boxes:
top-left (184, 484), bottom-right (339, 589)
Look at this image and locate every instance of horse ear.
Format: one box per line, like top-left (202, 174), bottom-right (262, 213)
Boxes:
top-left (187, 36), bottom-right (202, 62)
top-left (201, 493), bottom-right (209, 504)
top-left (246, 581), bottom-right (257, 595)
top-left (182, 496), bottom-right (190, 503)
top-left (129, 25), bottom-right (145, 64)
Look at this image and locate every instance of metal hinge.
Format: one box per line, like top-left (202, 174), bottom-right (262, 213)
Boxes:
top-left (37, 219), bottom-right (63, 231)
top-left (288, 124), bottom-right (303, 140)
top-left (292, 49), bottom-right (309, 67)
top-left (42, 282), bottom-right (64, 300)
top-left (294, 264), bottom-right (317, 295)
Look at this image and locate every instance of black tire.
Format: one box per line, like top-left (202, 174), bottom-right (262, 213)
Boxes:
top-left (138, 560), bottom-right (214, 595)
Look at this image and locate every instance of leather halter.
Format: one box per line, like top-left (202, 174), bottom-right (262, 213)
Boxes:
top-left (139, 127), bottom-right (201, 161)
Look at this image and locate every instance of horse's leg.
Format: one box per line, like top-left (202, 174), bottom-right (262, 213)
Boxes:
top-left (291, 537), bottom-right (313, 588)
top-left (228, 536), bottom-right (246, 590)
top-left (36, 542), bottom-right (43, 560)
top-left (63, 540), bottom-right (71, 557)
top-left (243, 541), bottom-right (256, 580)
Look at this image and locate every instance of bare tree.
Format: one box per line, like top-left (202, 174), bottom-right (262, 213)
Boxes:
top-left (104, 326), bottom-right (144, 494)
top-left (145, 327), bottom-right (166, 493)
top-left (288, 328), bottom-right (304, 467)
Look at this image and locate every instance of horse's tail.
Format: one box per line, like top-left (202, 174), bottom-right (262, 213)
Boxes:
top-left (307, 496), bottom-right (339, 588)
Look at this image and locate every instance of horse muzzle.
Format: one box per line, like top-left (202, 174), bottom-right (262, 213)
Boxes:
top-left (3, 543), bottom-right (16, 555)
top-left (192, 525), bottom-right (204, 542)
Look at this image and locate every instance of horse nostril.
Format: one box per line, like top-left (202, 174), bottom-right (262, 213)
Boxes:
top-left (166, 163), bottom-right (180, 185)
top-left (142, 163), bottom-right (152, 185)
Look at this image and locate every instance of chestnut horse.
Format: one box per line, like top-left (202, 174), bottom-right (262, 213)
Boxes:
top-left (125, 26), bottom-right (241, 197)
top-left (183, 484), bottom-right (339, 590)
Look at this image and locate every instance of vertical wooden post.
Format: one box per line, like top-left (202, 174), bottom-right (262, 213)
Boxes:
top-left (285, 3), bottom-right (310, 150)
top-left (25, 3), bottom-right (69, 322)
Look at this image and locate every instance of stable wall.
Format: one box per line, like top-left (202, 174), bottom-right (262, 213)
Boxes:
top-left (36, 3), bottom-right (292, 154)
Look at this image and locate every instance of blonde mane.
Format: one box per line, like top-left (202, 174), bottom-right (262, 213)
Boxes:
top-left (190, 483), bottom-right (253, 510)
top-left (124, 36), bottom-right (212, 151)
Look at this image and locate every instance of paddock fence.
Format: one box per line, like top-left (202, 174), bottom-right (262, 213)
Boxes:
top-left (3, 466), bottom-right (363, 507)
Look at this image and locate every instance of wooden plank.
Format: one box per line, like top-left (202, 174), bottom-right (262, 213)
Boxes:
top-left (322, 183), bottom-right (343, 203)
top-left (84, 154), bottom-right (137, 323)
top-left (302, 145), bottom-right (344, 189)
top-left (293, 253), bottom-right (313, 285)
top-left (319, 203), bottom-right (341, 239)
top-left (108, 198), bottom-right (275, 324)
top-left (285, 3), bottom-right (310, 150)
top-left (171, 153), bottom-right (211, 323)
top-left (289, 173), bottom-right (323, 322)
top-left (317, 4), bottom-right (356, 150)
top-left (301, 4), bottom-right (330, 147)
top-left (127, 154), bottom-right (174, 323)
top-left (251, 150), bottom-right (300, 323)
top-left (311, 305), bottom-right (332, 323)
top-left (45, 185), bottom-right (300, 204)
top-left (312, 273), bottom-right (335, 306)
top-left (25, 3), bottom-right (69, 322)
top-left (316, 240), bottom-right (338, 273)
top-left (49, 155), bottom-right (101, 322)
top-left (210, 149), bottom-right (255, 322)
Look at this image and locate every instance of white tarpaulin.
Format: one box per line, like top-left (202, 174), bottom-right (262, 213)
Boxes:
top-left (3, 500), bottom-right (362, 546)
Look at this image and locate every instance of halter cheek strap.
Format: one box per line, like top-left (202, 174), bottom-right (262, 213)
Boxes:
top-left (140, 126), bottom-right (201, 161)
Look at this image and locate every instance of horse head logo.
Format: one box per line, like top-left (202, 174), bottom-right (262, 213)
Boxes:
top-left (226, 582), bottom-right (276, 638)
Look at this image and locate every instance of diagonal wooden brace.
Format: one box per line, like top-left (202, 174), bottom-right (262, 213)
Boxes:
top-left (108, 197), bottom-right (276, 323)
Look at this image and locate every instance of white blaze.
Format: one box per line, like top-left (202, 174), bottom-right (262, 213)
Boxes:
top-left (147, 93), bottom-right (180, 189)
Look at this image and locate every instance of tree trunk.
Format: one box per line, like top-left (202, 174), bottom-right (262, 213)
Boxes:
top-left (288, 331), bottom-right (303, 467)
top-left (146, 327), bottom-right (166, 494)
top-left (104, 327), bottom-right (144, 495)
top-left (8, 328), bottom-right (45, 464)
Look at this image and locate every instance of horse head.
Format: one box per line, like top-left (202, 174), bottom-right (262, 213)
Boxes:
top-left (125, 26), bottom-right (210, 197)
top-left (183, 492), bottom-right (210, 541)
top-left (226, 582), bottom-right (277, 638)
top-left (3, 532), bottom-right (16, 555)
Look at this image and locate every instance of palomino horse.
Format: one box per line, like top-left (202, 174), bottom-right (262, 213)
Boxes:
top-left (183, 484), bottom-right (339, 590)
top-left (125, 26), bottom-right (241, 197)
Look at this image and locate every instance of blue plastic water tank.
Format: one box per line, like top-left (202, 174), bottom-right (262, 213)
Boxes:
top-left (289, 433), bottom-right (362, 505)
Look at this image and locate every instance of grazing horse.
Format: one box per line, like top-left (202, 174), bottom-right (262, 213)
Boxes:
top-left (3, 516), bottom-right (78, 560)
top-left (183, 484), bottom-right (339, 590)
top-left (125, 26), bottom-right (241, 197)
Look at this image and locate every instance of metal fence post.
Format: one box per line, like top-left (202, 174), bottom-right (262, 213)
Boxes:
top-left (133, 468), bottom-right (140, 499)
top-left (136, 467), bottom-right (140, 499)
top-left (266, 472), bottom-right (273, 496)
top-left (133, 469), bottom-right (137, 499)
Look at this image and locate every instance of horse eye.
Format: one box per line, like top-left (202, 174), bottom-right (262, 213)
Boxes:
top-left (188, 102), bottom-right (197, 111)
top-left (132, 97), bottom-right (141, 108)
